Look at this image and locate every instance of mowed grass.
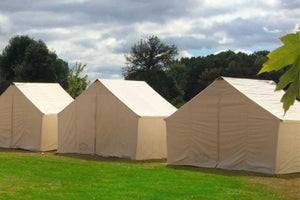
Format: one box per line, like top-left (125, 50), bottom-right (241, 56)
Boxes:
top-left (0, 149), bottom-right (299, 200)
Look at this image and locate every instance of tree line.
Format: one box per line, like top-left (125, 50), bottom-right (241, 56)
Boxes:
top-left (0, 36), bottom-right (88, 98)
top-left (123, 36), bottom-right (283, 107)
top-left (0, 34), bottom-right (298, 110)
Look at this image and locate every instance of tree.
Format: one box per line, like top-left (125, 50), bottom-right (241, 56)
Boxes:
top-left (166, 62), bottom-right (188, 107)
top-left (67, 63), bottom-right (89, 98)
top-left (167, 62), bottom-right (188, 94)
top-left (198, 67), bottom-right (223, 91)
top-left (258, 30), bottom-right (300, 112)
top-left (177, 50), bottom-right (283, 103)
top-left (0, 35), bottom-right (69, 94)
top-left (123, 36), bottom-right (180, 104)
top-left (123, 35), bottom-right (178, 75)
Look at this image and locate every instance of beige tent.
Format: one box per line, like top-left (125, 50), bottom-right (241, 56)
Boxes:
top-left (166, 77), bottom-right (300, 174)
top-left (58, 79), bottom-right (177, 160)
top-left (0, 82), bottom-right (73, 151)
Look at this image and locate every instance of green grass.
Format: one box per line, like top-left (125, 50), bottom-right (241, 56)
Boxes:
top-left (0, 150), bottom-right (299, 200)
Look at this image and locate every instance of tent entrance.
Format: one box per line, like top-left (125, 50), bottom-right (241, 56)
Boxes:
top-left (215, 94), bottom-right (248, 169)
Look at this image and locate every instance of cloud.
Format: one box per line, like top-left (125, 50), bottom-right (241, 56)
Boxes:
top-left (177, 50), bottom-right (194, 58)
top-left (0, 0), bottom-right (299, 79)
top-left (234, 49), bottom-right (252, 55)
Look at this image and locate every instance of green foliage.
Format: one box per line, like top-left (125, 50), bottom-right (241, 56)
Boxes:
top-left (198, 67), bottom-right (223, 89)
top-left (0, 151), bottom-right (297, 200)
top-left (124, 36), bottom-right (180, 105)
top-left (258, 31), bottom-right (300, 112)
top-left (167, 62), bottom-right (188, 93)
top-left (176, 50), bottom-right (282, 103)
top-left (0, 35), bottom-right (69, 94)
top-left (124, 36), bottom-right (177, 74)
top-left (124, 39), bottom-right (283, 107)
top-left (67, 63), bottom-right (89, 98)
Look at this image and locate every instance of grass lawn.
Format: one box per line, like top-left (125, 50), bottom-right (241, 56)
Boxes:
top-left (0, 149), bottom-right (299, 200)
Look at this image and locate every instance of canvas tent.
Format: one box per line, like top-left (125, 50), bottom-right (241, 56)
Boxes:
top-left (58, 79), bottom-right (177, 160)
top-left (0, 82), bottom-right (73, 151)
top-left (166, 77), bottom-right (300, 174)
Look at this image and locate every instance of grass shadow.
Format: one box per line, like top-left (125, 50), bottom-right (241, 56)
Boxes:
top-left (56, 153), bottom-right (166, 165)
top-left (0, 147), bottom-right (166, 164)
top-left (0, 147), bottom-right (56, 154)
top-left (1, 148), bottom-right (299, 180)
top-left (167, 164), bottom-right (300, 179)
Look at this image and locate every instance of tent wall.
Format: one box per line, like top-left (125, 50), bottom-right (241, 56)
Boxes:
top-left (1, 84), bottom-right (72, 152)
top-left (276, 121), bottom-right (300, 174)
top-left (217, 86), bottom-right (279, 174)
top-left (74, 94), bottom-right (96, 154)
top-left (41, 114), bottom-right (58, 151)
top-left (58, 81), bottom-right (170, 160)
top-left (58, 102), bottom-right (77, 153)
top-left (166, 79), bottom-right (280, 173)
top-left (0, 95), bottom-right (12, 148)
top-left (217, 89), bottom-right (248, 171)
top-left (95, 83), bottom-right (139, 159)
top-left (58, 81), bottom-right (139, 158)
top-left (166, 94), bottom-right (219, 167)
top-left (58, 93), bottom-right (96, 154)
top-left (136, 117), bottom-right (167, 160)
top-left (11, 89), bottom-right (43, 151)
top-left (240, 101), bottom-right (279, 174)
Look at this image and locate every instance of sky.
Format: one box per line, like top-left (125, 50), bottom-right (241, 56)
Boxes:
top-left (0, 0), bottom-right (299, 81)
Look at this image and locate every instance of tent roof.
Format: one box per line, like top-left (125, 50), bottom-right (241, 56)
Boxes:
top-left (97, 79), bottom-right (177, 117)
top-left (221, 77), bottom-right (300, 121)
top-left (13, 82), bottom-right (73, 114)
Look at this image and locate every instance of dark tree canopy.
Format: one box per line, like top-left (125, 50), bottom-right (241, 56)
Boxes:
top-left (124, 36), bottom-right (283, 108)
top-left (176, 50), bottom-right (283, 104)
top-left (0, 35), bottom-right (69, 93)
top-left (123, 36), bottom-right (179, 103)
top-left (123, 36), bottom-right (178, 75)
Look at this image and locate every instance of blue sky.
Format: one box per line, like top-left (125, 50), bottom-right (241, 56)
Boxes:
top-left (0, 0), bottom-right (299, 81)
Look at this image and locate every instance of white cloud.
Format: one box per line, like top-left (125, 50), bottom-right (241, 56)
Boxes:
top-left (177, 50), bottom-right (194, 58)
top-left (234, 49), bottom-right (252, 55)
top-left (213, 32), bottom-right (234, 44)
top-left (214, 49), bottom-right (252, 55)
top-left (263, 27), bottom-right (281, 33)
top-left (0, 0), bottom-right (298, 78)
top-left (0, 14), bottom-right (12, 33)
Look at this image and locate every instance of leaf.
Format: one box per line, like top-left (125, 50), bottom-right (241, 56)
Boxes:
top-left (275, 57), bottom-right (299, 91)
top-left (258, 32), bottom-right (299, 74)
top-left (258, 31), bottom-right (300, 113)
top-left (281, 75), bottom-right (300, 112)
